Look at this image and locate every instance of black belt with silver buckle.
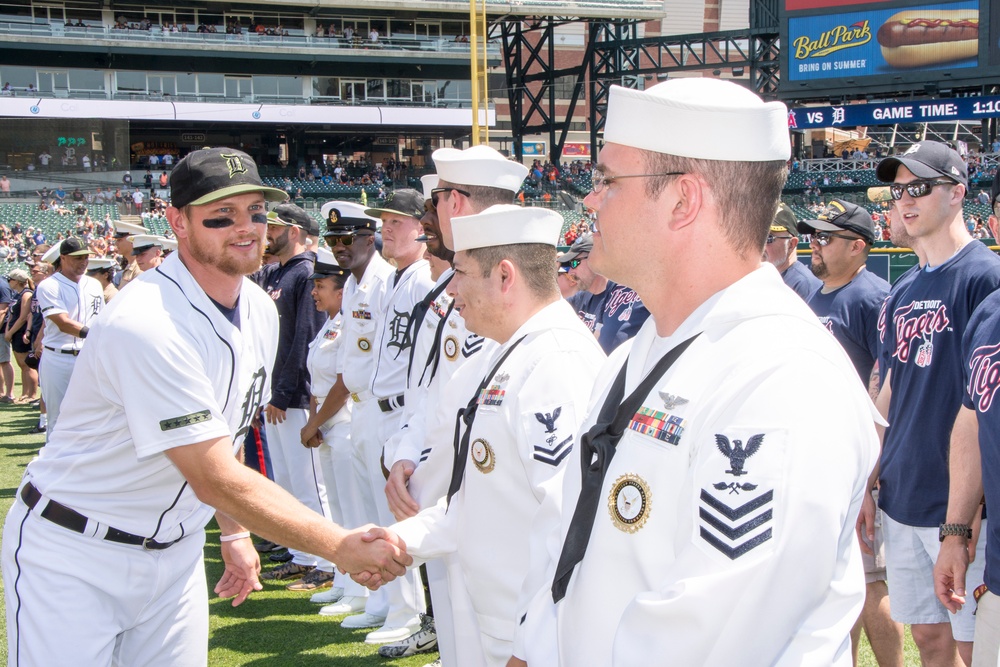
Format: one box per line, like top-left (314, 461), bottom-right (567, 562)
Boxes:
top-left (43, 346), bottom-right (80, 356)
top-left (20, 482), bottom-right (180, 550)
top-left (377, 394), bottom-right (405, 413)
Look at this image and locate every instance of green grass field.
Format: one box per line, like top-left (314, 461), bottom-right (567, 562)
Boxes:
top-left (0, 370), bottom-right (922, 665)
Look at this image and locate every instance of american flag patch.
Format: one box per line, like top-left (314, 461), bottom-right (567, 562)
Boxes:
top-left (629, 407), bottom-right (685, 445)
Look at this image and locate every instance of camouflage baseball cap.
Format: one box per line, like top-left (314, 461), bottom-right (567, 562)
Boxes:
top-left (170, 148), bottom-right (288, 209)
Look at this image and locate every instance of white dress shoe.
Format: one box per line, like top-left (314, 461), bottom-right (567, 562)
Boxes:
top-left (310, 586), bottom-right (344, 604)
top-left (339, 611), bottom-right (387, 629)
top-left (319, 595), bottom-right (367, 616)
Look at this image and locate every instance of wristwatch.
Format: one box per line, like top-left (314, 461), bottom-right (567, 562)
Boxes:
top-left (939, 523), bottom-right (973, 541)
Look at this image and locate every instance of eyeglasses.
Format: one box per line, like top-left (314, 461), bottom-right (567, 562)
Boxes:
top-left (568, 255), bottom-right (588, 269)
top-left (430, 187), bottom-right (471, 207)
top-left (591, 169), bottom-right (684, 194)
top-left (888, 179), bottom-right (956, 201)
top-left (813, 231), bottom-right (864, 246)
top-left (766, 234), bottom-right (795, 244)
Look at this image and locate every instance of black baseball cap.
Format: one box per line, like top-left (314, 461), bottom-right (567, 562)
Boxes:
top-left (267, 204), bottom-right (320, 236)
top-left (876, 141), bottom-right (968, 188)
top-left (364, 189), bottom-right (425, 219)
top-left (169, 148), bottom-right (288, 209)
top-left (798, 199), bottom-right (875, 244)
top-left (556, 234), bottom-right (594, 263)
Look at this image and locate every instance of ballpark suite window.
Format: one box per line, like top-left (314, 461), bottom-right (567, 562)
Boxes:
top-left (147, 74), bottom-right (176, 96)
top-left (115, 71), bottom-right (146, 94)
top-left (197, 73), bottom-right (224, 97)
top-left (366, 79), bottom-right (385, 100)
top-left (0, 65), bottom-right (39, 90)
top-left (69, 70), bottom-right (104, 92)
top-left (341, 80), bottom-right (364, 103)
top-left (415, 21), bottom-right (442, 37)
top-left (224, 76), bottom-right (253, 100)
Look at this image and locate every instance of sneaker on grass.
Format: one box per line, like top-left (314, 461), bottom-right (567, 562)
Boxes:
top-left (260, 561), bottom-right (314, 581)
top-left (377, 614), bottom-right (437, 657)
top-left (286, 568), bottom-right (335, 591)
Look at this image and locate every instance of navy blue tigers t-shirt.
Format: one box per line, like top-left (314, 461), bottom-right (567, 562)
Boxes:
top-left (807, 268), bottom-right (889, 384)
top-left (963, 289), bottom-right (1000, 590)
top-left (781, 260), bottom-right (822, 300)
top-left (879, 241), bottom-right (1000, 526)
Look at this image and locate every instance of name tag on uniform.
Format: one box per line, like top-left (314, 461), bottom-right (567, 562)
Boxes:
top-left (628, 406), bottom-right (686, 445)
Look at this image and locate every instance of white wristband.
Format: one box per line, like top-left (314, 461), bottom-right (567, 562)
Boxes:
top-left (220, 531), bottom-right (251, 543)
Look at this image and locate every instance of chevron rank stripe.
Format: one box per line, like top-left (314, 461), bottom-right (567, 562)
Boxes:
top-left (533, 434), bottom-right (574, 466)
top-left (462, 336), bottom-right (485, 358)
top-left (628, 407), bottom-right (685, 445)
top-left (698, 489), bottom-right (774, 559)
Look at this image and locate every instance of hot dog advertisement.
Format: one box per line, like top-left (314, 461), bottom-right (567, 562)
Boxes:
top-left (788, 0), bottom-right (979, 81)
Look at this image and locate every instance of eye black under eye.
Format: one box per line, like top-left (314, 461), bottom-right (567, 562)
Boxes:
top-left (251, 213), bottom-right (267, 224)
top-left (202, 217), bottom-right (236, 229)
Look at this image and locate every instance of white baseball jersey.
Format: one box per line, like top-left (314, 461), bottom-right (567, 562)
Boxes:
top-left (36, 272), bottom-right (105, 351)
top-left (307, 314), bottom-right (351, 429)
top-left (370, 259), bottom-right (434, 399)
top-left (517, 265), bottom-right (880, 667)
top-left (24, 252), bottom-right (278, 542)
top-left (338, 253), bottom-right (394, 395)
top-left (392, 299), bottom-right (605, 659)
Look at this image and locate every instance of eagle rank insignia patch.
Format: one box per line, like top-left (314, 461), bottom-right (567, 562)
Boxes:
top-left (698, 432), bottom-right (774, 560)
top-left (608, 473), bottom-right (651, 533)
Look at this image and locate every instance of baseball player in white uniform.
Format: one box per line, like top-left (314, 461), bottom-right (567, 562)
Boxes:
top-left (354, 189), bottom-right (435, 644)
top-left (2, 148), bottom-right (412, 667)
top-left (35, 236), bottom-right (104, 435)
top-left (366, 205), bottom-right (604, 667)
top-left (516, 80), bottom-right (881, 666)
top-left (323, 200), bottom-right (395, 622)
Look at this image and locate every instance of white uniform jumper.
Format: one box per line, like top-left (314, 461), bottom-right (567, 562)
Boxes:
top-left (393, 299), bottom-right (605, 666)
top-left (3, 252), bottom-right (277, 666)
top-left (518, 265), bottom-right (881, 667)
top-left (35, 271), bottom-right (105, 433)
top-left (384, 267), bottom-right (496, 667)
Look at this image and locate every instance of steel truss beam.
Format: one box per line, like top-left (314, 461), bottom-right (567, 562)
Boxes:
top-left (500, 16), bottom-right (779, 163)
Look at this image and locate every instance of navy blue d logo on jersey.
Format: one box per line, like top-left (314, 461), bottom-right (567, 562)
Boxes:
top-left (386, 309), bottom-right (413, 358)
top-left (235, 366), bottom-right (267, 438)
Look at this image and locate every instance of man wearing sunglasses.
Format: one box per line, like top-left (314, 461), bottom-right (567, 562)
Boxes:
top-left (253, 204), bottom-right (334, 591)
top-left (800, 200), bottom-right (900, 666)
top-left (937, 171), bottom-right (1000, 666)
top-left (319, 200), bottom-right (394, 627)
top-left (867, 141), bottom-right (1000, 666)
top-left (2, 148), bottom-right (412, 666)
top-left (765, 202), bottom-right (820, 300)
top-left (561, 234), bottom-right (649, 354)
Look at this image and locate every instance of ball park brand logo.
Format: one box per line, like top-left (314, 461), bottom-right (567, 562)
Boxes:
top-left (793, 19), bottom-right (872, 60)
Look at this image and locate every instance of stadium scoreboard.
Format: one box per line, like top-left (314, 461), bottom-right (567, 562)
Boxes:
top-left (778, 0), bottom-right (999, 100)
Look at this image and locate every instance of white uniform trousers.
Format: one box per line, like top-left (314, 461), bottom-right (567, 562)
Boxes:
top-left (266, 408), bottom-right (331, 569)
top-left (317, 415), bottom-right (367, 595)
top-left (3, 494), bottom-right (209, 666)
top-left (356, 399), bottom-right (426, 628)
top-left (39, 351), bottom-right (76, 438)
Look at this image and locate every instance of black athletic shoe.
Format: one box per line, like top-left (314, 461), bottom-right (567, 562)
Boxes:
top-left (254, 539), bottom-right (284, 553)
top-left (269, 550), bottom-right (294, 563)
